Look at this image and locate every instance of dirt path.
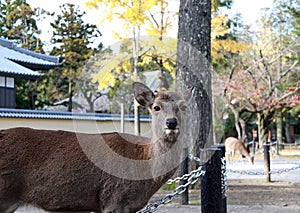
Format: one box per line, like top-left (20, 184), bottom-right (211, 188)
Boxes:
top-left (149, 179), bottom-right (300, 212)
top-left (227, 180), bottom-right (300, 207)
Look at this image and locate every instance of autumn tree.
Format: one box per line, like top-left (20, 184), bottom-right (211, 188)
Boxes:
top-left (214, 0), bottom-right (300, 146)
top-left (86, 0), bottom-right (180, 135)
top-left (221, 19), bottom-right (299, 147)
top-left (210, 9), bottom-right (250, 142)
top-left (86, 0), bottom-right (179, 89)
top-left (265, 0), bottom-right (300, 145)
top-left (49, 3), bottom-right (101, 111)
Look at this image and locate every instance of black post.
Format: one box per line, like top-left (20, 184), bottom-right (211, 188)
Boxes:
top-left (201, 147), bottom-right (225, 213)
top-left (264, 144), bottom-right (271, 182)
top-left (219, 145), bottom-right (227, 213)
top-left (179, 148), bottom-right (189, 205)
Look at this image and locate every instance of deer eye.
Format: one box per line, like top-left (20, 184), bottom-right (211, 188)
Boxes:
top-left (153, 106), bottom-right (161, 111)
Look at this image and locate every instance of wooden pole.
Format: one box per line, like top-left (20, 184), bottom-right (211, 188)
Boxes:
top-left (264, 144), bottom-right (271, 182)
top-left (179, 148), bottom-right (189, 205)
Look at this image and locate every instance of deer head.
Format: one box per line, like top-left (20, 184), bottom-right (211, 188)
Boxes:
top-left (133, 82), bottom-right (192, 149)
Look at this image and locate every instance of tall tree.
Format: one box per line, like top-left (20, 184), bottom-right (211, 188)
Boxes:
top-left (50, 3), bottom-right (101, 111)
top-left (0, 0), bottom-right (43, 52)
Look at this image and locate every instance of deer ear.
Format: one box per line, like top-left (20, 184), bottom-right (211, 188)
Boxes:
top-left (183, 87), bottom-right (194, 102)
top-left (133, 82), bottom-right (155, 108)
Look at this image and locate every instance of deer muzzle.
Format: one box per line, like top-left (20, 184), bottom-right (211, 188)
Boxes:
top-left (166, 118), bottom-right (177, 130)
top-left (165, 118), bottom-right (179, 136)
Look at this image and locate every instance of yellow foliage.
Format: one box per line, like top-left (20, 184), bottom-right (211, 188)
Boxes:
top-left (86, 0), bottom-right (159, 28)
top-left (122, 60), bottom-right (131, 73)
top-left (163, 61), bottom-right (175, 78)
top-left (140, 55), bottom-right (153, 66)
top-left (112, 30), bottom-right (123, 40)
top-left (91, 52), bottom-right (130, 90)
top-left (211, 15), bottom-right (229, 38)
top-left (116, 65), bottom-right (122, 74)
top-left (211, 13), bottom-right (250, 61)
top-left (93, 71), bottom-right (116, 90)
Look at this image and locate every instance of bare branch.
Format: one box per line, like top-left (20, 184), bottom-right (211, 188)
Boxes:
top-left (259, 49), bottom-right (273, 90)
top-left (148, 11), bottom-right (159, 28)
top-left (276, 60), bottom-right (298, 82)
top-left (223, 65), bottom-right (236, 98)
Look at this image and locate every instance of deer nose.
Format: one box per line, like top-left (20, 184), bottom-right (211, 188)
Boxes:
top-left (166, 118), bottom-right (178, 130)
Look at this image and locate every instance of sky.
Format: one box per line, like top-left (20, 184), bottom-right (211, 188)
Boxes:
top-left (26, 0), bottom-right (273, 51)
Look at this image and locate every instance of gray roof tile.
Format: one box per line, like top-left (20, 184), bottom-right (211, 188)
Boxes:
top-left (0, 108), bottom-right (151, 122)
top-left (0, 38), bottom-right (60, 77)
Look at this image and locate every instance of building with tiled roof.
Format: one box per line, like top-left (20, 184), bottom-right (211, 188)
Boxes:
top-left (0, 38), bottom-right (60, 108)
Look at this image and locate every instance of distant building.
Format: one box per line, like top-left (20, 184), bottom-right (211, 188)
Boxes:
top-left (0, 38), bottom-right (60, 108)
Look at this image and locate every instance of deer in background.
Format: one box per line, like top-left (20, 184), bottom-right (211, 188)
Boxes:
top-left (224, 137), bottom-right (254, 164)
top-left (0, 82), bottom-right (192, 213)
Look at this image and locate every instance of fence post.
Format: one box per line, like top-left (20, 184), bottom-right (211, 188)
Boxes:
top-left (264, 144), bottom-right (271, 182)
top-left (219, 145), bottom-right (227, 213)
top-left (179, 147), bottom-right (189, 205)
top-left (201, 147), bottom-right (226, 213)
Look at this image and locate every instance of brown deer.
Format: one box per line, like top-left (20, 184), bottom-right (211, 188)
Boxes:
top-left (0, 82), bottom-right (192, 213)
top-left (224, 137), bottom-right (254, 164)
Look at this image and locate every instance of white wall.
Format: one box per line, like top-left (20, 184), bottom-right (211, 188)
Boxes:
top-left (0, 117), bottom-right (152, 137)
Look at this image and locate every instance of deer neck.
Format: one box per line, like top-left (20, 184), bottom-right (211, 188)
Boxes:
top-left (150, 134), bottom-right (179, 158)
top-left (241, 146), bottom-right (250, 158)
top-left (148, 135), bottom-right (182, 180)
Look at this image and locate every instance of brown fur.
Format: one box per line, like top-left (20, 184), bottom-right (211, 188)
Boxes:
top-left (224, 137), bottom-right (254, 164)
top-left (0, 82), bottom-right (192, 213)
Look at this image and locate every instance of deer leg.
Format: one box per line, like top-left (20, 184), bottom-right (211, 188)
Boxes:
top-left (0, 202), bottom-right (20, 213)
top-left (48, 212), bottom-right (95, 213)
top-left (225, 152), bottom-right (230, 164)
top-left (0, 177), bottom-right (22, 213)
top-left (104, 209), bottom-right (126, 213)
top-left (230, 151), bottom-right (235, 163)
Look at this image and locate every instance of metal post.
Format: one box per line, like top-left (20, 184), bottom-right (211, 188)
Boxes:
top-left (201, 147), bottom-right (225, 213)
top-left (179, 148), bottom-right (189, 205)
top-left (120, 103), bottom-right (125, 133)
top-left (264, 144), bottom-right (271, 182)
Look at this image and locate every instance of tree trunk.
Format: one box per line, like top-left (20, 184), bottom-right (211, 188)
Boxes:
top-left (176, 0), bottom-right (212, 152)
top-left (234, 118), bottom-right (241, 140)
top-left (257, 112), bottom-right (267, 148)
top-left (239, 117), bottom-right (247, 142)
top-left (276, 109), bottom-right (283, 153)
top-left (284, 111), bottom-right (292, 143)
